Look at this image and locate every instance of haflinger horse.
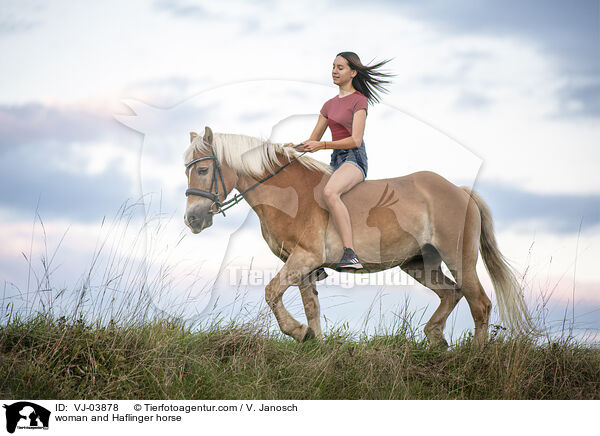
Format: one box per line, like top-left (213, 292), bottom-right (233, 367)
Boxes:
top-left (184, 126), bottom-right (534, 347)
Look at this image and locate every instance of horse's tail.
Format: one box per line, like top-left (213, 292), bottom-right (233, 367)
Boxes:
top-left (461, 187), bottom-right (536, 335)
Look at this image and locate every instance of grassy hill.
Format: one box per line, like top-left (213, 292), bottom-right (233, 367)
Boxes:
top-left (1, 315), bottom-right (598, 400)
top-left (2, 208), bottom-right (598, 400)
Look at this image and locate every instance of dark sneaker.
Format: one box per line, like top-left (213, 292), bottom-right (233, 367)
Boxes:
top-left (337, 247), bottom-right (363, 269)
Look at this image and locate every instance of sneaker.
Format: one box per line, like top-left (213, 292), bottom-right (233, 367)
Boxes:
top-left (337, 247), bottom-right (363, 269)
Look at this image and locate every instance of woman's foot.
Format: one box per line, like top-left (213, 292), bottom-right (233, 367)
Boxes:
top-left (337, 247), bottom-right (363, 269)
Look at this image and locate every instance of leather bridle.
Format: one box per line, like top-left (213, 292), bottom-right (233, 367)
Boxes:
top-left (185, 154), bottom-right (228, 215)
top-left (185, 144), bottom-right (307, 217)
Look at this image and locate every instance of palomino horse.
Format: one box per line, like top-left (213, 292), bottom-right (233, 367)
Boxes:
top-left (184, 127), bottom-right (533, 347)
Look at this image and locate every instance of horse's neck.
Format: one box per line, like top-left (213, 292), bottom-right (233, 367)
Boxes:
top-left (233, 162), bottom-right (317, 221)
top-left (235, 172), bottom-right (294, 213)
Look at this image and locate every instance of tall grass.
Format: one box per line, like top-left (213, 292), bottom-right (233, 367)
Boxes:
top-left (2, 314), bottom-right (598, 399)
top-left (3, 198), bottom-right (214, 329)
top-left (1, 201), bottom-right (599, 399)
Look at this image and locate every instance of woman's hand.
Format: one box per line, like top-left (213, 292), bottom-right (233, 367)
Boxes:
top-left (297, 140), bottom-right (324, 153)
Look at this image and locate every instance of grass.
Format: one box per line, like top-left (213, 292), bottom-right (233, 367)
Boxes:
top-left (1, 199), bottom-right (599, 400)
top-left (1, 314), bottom-right (598, 399)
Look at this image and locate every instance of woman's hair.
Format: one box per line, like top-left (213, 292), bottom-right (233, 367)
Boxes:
top-left (336, 51), bottom-right (395, 105)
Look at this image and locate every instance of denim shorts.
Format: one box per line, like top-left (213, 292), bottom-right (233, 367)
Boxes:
top-left (330, 140), bottom-right (368, 179)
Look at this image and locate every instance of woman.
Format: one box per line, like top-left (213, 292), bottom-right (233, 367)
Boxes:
top-left (292, 51), bottom-right (393, 270)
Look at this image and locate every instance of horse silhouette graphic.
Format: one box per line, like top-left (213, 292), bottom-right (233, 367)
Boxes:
top-left (3, 402), bottom-right (50, 433)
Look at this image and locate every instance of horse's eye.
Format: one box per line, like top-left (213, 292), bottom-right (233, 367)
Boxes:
top-left (197, 167), bottom-right (209, 176)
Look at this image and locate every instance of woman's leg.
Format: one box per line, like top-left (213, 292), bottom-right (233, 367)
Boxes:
top-left (323, 162), bottom-right (365, 249)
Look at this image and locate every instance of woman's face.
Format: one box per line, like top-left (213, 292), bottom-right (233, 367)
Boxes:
top-left (332, 56), bottom-right (356, 86)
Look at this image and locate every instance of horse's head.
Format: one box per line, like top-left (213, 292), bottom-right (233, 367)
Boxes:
top-left (184, 126), bottom-right (237, 233)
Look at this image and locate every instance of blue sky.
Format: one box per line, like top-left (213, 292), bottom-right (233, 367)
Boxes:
top-left (0, 0), bottom-right (598, 339)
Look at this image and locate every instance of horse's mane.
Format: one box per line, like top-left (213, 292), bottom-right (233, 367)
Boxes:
top-left (184, 133), bottom-right (333, 178)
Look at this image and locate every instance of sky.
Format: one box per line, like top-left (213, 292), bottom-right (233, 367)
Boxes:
top-left (0, 0), bottom-right (598, 342)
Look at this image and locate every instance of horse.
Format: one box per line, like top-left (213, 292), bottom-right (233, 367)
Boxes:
top-left (183, 126), bottom-right (533, 347)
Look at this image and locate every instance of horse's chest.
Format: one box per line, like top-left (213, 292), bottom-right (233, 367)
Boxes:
top-left (260, 222), bottom-right (290, 261)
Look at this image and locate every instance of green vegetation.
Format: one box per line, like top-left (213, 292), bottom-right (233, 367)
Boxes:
top-left (1, 315), bottom-right (598, 400)
top-left (2, 205), bottom-right (598, 400)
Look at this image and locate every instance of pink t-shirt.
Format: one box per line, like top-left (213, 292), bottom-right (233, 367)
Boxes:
top-left (320, 91), bottom-right (368, 141)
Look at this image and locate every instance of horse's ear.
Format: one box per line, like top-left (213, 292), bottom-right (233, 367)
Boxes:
top-left (190, 131), bottom-right (198, 142)
top-left (204, 126), bottom-right (214, 145)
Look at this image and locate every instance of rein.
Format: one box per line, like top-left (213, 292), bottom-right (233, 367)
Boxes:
top-left (185, 144), bottom-right (308, 216)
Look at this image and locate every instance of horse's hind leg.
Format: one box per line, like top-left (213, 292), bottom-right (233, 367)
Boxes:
top-left (401, 245), bottom-right (462, 348)
top-left (425, 280), bottom-right (462, 348)
top-left (459, 267), bottom-right (491, 346)
top-left (437, 228), bottom-right (492, 347)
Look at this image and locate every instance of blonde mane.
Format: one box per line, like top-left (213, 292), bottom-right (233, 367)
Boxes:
top-left (184, 133), bottom-right (332, 178)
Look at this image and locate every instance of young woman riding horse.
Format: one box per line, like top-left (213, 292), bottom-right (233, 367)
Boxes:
top-left (183, 55), bottom-right (535, 347)
top-left (289, 51), bottom-right (394, 271)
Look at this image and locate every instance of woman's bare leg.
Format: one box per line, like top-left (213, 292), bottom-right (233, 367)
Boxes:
top-left (322, 163), bottom-right (365, 249)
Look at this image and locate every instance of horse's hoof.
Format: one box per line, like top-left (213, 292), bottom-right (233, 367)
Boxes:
top-left (302, 326), bottom-right (316, 342)
top-left (428, 338), bottom-right (449, 350)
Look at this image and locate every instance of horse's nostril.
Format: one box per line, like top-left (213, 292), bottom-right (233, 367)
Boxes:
top-left (187, 214), bottom-right (199, 224)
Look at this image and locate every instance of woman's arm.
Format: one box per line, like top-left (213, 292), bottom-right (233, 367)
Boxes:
top-left (298, 109), bottom-right (366, 152)
top-left (308, 114), bottom-right (328, 141)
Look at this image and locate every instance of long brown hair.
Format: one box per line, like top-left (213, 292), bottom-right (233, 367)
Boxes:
top-left (337, 51), bottom-right (394, 105)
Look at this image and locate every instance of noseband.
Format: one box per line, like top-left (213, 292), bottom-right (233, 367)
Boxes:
top-left (185, 154), bottom-right (228, 214)
top-left (185, 145), bottom-right (307, 217)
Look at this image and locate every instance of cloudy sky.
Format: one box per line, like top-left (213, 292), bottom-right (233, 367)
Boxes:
top-left (1, 0), bottom-right (598, 340)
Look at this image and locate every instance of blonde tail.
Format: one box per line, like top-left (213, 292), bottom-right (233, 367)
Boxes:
top-left (461, 187), bottom-right (536, 334)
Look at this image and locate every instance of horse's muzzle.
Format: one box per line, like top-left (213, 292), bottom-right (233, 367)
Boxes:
top-left (185, 210), bottom-right (213, 233)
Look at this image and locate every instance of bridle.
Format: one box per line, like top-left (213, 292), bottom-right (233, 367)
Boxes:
top-left (185, 144), bottom-right (308, 216)
top-left (185, 153), bottom-right (228, 215)
top-left (185, 144), bottom-right (307, 216)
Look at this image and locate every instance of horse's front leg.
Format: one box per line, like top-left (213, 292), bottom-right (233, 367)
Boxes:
top-left (265, 248), bottom-right (319, 342)
top-left (298, 277), bottom-right (322, 341)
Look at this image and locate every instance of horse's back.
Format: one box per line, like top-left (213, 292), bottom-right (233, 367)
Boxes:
top-left (347, 170), bottom-right (467, 206)
top-left (364, 170), bottom-right (455, 188)
top-left (339, 170), bottom-right (474, 247)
